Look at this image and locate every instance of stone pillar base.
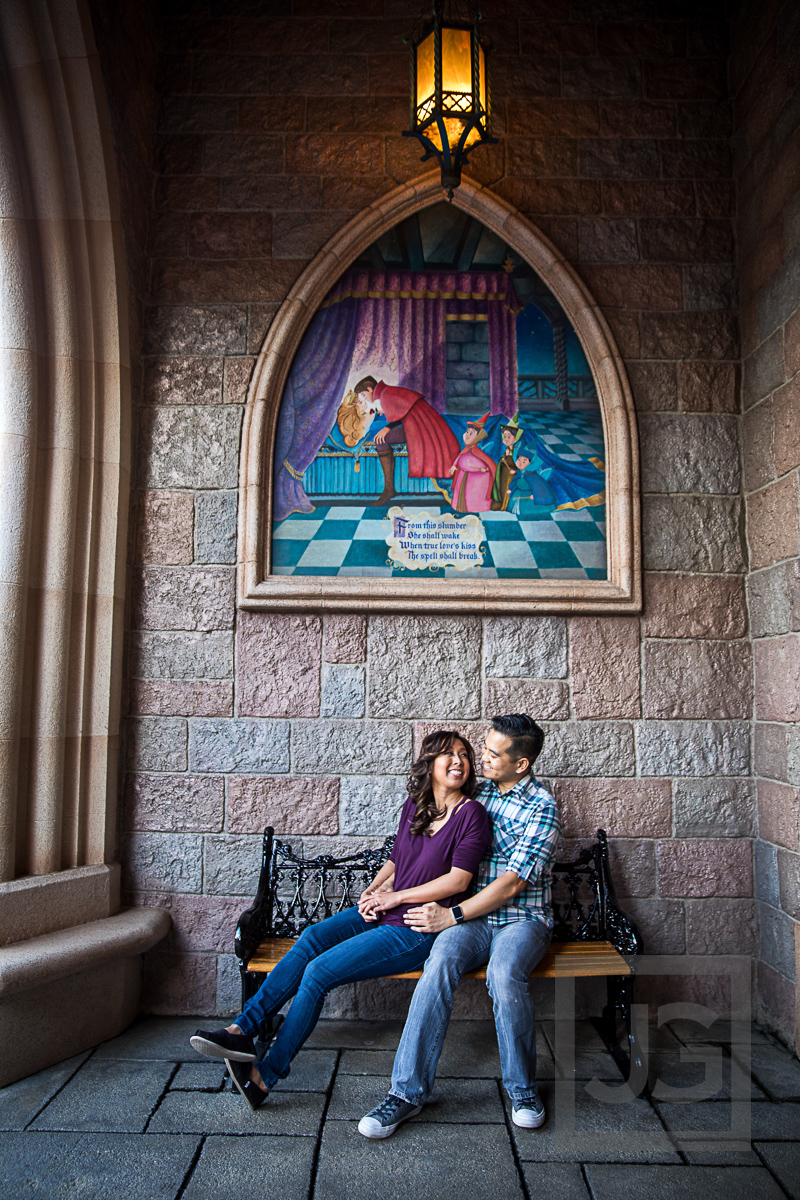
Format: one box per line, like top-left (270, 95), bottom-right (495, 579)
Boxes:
top-left (0, 906), bottom-right (171, 1087)
top-left (0, 957), bottom-right (141, 1087)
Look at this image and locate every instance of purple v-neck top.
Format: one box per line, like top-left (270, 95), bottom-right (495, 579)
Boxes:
top-left (380, 796), bottom-right (491, 927)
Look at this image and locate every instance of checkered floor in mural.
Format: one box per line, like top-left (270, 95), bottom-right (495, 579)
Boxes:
top-left (272, 412), bottom-right (607, 580)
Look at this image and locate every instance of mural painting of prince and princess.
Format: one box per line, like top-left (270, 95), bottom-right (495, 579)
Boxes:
top-left (271, 234), bottom-right (607, 580)
top-left (335, 376), bottom-right (602, 518)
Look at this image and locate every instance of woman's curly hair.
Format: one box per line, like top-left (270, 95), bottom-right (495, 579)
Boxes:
top-left (407, 730), bottom-right (477, 836)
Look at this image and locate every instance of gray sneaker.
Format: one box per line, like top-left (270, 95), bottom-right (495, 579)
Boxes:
top-left (358, 1094), bottom-right (423, 1139)
top-left (512, 1094), bottom-right (546, 1128)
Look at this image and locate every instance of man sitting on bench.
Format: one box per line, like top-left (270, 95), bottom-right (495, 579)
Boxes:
top-left (359, 713), bottom-right (561, 1139)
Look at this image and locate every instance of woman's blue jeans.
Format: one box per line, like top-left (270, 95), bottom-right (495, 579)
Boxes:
top-left (234, 908), bottom-right (435, 1089)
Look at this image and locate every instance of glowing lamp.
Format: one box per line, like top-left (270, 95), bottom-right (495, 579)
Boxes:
top-left (403, 1), bottom-right (496, 198)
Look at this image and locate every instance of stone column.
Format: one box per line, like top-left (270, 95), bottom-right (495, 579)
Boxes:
top-left (0, 0), bottom-right (128, 878)
top-left (0, 0), bottom-right (169, 1086)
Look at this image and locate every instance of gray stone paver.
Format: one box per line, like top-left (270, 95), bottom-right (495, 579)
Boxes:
top-left (270, 1049), bottom-right (337, 1092)
top-left (0, 1052), bottom-right (90, 1131)
top-left (522, 1162), bottom-right (592, 1199)
top-left (31, 1060), bottom-right (175, 1133)
top-left (0, 1132), bottom-right (198, 1199)
top-left (654, 1098), bottom-right (762, 1164)
top-left (741, 1044), bottom-right (800, 1100)
top-left (1, 1018), bottom-right (798, 1199)
top-left (148, 1087), bottom-right (326, 1135)
top-left (182, 1134), bottom-right (316, 1200)
top-left (314, 1120), bottom-right (523, 1200)
top-left (170, 1062), bottom-right (228, 1091)
top-left (755, 1142), bottom-right (800, 1199)
top-left (650, 1047), bottom-right (767, 1100)
top-left (338, 1049), bottom-right (397, 1076)
top-left (584, 1162), bottom-right (787, 1199)
top-left (507, 1084), bottom-right (681, 1163)
top-left (93, 1017), bottom-right (205, 1060)
top-left (304, 1018), bottom-right (404, 1049)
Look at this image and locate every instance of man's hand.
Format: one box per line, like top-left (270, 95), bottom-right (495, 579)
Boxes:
top-left (374, 427), bottom-right (388, 444)
top-left (403, 902), bottom-right (456, 933)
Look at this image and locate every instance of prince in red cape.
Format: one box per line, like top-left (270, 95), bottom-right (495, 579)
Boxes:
top-left (356, 378), bottom-right (460, 506)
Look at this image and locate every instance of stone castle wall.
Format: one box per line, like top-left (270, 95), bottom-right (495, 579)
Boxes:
top-left (732, 0), bottom-right (800, 1044)
top-left (115, 0), bottom-right (769, 1028)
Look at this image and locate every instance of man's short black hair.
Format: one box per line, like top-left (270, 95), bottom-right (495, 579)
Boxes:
top-left (354, 376), bottom-right (377, 394)
top-left (491, 713), bottom-right (544, 769)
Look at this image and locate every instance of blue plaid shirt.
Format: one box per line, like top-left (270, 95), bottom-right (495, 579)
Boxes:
top-left (475, 776), bottom-right (561, 928)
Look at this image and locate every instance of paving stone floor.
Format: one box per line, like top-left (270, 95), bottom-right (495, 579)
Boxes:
top-left (1, 1017), bottom-right (799, 1199)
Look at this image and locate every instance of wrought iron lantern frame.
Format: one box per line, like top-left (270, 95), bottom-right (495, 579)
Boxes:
top-left (402, 0), bottom-right (497, 197)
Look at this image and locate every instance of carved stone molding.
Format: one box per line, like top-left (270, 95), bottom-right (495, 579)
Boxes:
top-left (239, 172), bottom-right (641, 613)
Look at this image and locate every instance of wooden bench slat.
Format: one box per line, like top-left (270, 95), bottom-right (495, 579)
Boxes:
top-left (246, 937), bottom-right (632, 980)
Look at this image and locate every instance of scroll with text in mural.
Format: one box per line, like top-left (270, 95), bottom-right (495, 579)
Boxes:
top-left (272, 203), bottom-right (606, 580)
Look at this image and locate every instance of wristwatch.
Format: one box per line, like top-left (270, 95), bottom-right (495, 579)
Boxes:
top-left (451, 905), bottom-right (465, 924)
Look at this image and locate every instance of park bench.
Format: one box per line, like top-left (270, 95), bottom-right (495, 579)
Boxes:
top-left (234, 827), bottom-right (643, 1079)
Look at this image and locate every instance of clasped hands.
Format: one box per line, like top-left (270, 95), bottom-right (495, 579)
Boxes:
top-left (357, 884), bottom-right (398, 921)
top-left (357, 886), bottom-right (455, 933)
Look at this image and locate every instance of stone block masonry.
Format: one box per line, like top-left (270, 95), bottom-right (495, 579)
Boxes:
top-left (119, 1), bottom-right (767, 1026)
top-left (733, 0), bottom-right (800, 1048)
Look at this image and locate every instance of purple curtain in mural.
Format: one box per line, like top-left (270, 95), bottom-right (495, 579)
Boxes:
top-left (347, 270), bottom-right (447, 412)
top-left (273, 289), bottom-right (360, 522)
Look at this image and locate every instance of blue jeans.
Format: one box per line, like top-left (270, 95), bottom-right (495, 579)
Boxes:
top-left (234, 908), bottom-right (435, 1089)
top-left (390, 917), bottom-right (551, 1104)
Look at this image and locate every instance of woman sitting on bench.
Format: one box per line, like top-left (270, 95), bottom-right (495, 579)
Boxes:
top-left (190, 730), bottom-right (491, 1110)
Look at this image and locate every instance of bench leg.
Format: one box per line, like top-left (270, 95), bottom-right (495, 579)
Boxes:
top-left (596, 976), bottom-right (648, 1098)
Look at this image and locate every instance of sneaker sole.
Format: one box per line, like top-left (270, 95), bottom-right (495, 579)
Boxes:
top-left (190, 1035), bottom-right (256, 1062)
top-left (511, 1108), bottom-right (546, 1129)
top-left (358, 1105), bottom-right (423, 1140)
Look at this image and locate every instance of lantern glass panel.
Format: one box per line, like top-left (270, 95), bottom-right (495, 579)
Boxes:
top-left (416, 31), bottom-right (435, 110)
top-left (479, 42), bottom-right (486, 113)
top-left (441, 27), bottom-right (472, 100)
top-left (426, 117), bottom-right (481, 153)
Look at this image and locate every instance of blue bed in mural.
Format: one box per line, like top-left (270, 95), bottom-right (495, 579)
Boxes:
top-left (303, 410), bottom-right (605, 512)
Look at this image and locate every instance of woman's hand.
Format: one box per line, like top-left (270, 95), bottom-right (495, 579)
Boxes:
top-left (358, 894), bottom-right (381, 921)
top-left (362, 890), bottom-right (403, 915)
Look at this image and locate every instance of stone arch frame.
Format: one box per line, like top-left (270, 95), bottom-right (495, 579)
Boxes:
top-left (239, 171), bottom-right (640, 614)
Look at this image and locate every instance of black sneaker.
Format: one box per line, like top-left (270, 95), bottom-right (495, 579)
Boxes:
top-left (226, 1059), bottom-right (268, 1111)
top-left (358, 1094), bottom-right (423, 1139)
top-left (511, 1094), bottom-right (546, 1128)
top-left (190, 1027), bottom-right (256, 1062)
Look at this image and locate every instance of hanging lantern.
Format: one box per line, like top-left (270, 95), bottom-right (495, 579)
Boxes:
top-left (403, 1), bottom-right (496, 199)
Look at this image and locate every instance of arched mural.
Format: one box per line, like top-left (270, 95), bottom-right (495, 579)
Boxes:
top-left (239, 173), bottom-right (639, 612)
top-left (271, 202), bottom-right (607, 582)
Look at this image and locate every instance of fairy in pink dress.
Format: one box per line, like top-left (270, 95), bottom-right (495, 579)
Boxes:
top-left (448, 413), bottom-right (497, 514)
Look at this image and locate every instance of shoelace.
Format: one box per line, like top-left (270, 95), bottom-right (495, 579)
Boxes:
top-left (372, 1096), bottom-right (407, 1122)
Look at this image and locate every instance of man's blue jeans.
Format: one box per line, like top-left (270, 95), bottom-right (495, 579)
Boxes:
top-left (234, 908), bottom-right (435, 1090)
top-left (390, 917), bottom-right (551, 1104)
